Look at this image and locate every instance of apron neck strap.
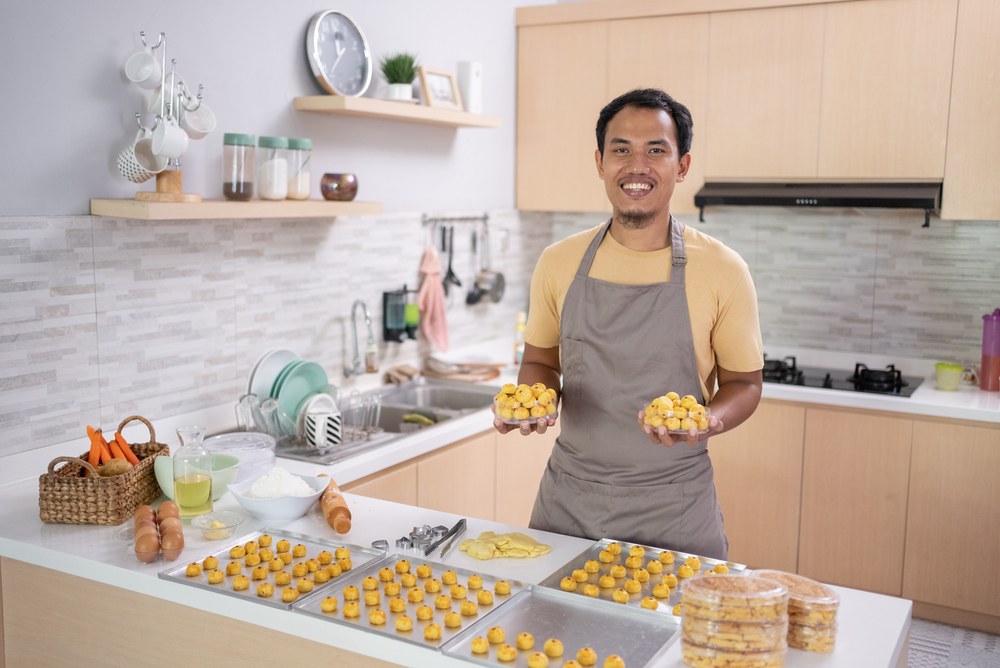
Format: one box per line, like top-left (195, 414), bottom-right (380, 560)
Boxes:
top-left (576, 217), bottom-right (687, 282)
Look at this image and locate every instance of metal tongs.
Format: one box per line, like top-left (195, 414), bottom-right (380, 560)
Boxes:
top-left (424, 518), bottom-right (467, 557)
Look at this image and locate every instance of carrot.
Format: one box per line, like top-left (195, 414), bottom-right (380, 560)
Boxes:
top-left (108, 435), bottom-right (126, 461)
top-left (85, 425), bottom-right (102, 475)
top-left (96, 430), bottom-right (114, 465)
top-left (114, 431), bottom-right (141, 466)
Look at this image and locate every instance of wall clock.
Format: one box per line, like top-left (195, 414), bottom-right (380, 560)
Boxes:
top-left (306, 10), bottom-right (373, 97)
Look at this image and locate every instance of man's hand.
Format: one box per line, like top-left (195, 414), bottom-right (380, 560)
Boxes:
top-left (637, 409), bottom-right (724, 447)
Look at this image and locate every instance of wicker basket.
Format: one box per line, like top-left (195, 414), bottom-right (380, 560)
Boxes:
top-left (38, 415), bottom-right (170, 526)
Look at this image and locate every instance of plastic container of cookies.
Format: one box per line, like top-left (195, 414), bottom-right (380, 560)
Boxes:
top-left (681, 642), bottom-right (787, 668)
top-left (682, 617), bottom-right (789, 653)
top-left (494, 383), bottom-right (558, 425)
top-left (788, 621), bottom-right (837, 653)
top-left (680, 575), bottom-right (789, 622)
top-left (749, 569), bottom-right (840, 623)
top-left (496, 408), bottom-right (558, 426)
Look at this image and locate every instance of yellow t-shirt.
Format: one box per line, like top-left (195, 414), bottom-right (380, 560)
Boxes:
top-left (524, 223), bottom-right (763, 400)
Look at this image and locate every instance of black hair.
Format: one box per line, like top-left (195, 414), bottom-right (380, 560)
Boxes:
top-left (595, 88), bottom-right (693, 158)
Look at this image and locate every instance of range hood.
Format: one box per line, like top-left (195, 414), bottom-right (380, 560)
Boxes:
top-left (693, 182), bottom-right (941, 226)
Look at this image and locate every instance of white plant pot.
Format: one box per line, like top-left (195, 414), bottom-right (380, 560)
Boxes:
top-left (385, 83), bottom-right (413, 101)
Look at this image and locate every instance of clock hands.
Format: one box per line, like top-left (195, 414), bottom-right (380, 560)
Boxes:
top-left (330, 31), bottom-right (346, 72)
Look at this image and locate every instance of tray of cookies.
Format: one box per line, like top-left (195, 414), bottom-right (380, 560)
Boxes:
top-left (292, 554), bottom-right (525, 650)
top-left (158, 528), bottom-right (388, 610)
top-left (441, 584), bottom-right (679, 667)
top-left (536, 538), bottom-right (745, 619)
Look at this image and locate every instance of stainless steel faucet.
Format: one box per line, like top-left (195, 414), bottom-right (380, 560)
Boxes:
top-left (346, 299), bottom-right (377, 377)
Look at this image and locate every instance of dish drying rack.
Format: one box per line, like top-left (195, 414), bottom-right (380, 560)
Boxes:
top-left (244, 388), bottom-right (385, 451)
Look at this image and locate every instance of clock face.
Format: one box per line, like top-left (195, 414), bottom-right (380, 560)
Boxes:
top-left (307, 10), bottom-right (373, 97)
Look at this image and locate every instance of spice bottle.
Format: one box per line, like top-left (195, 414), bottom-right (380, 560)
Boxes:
top-left (222, 133), bottom-right (255, 201)
top-left (174, 425), bottom-right (213, 519)
top-left (257, 135), bottom-right (289, 200)
top-left (286, 137), bottom-right (313, 200)
top-left (513, 311), bottom-right (527, 365)
top-left (981, 308), bottom-right (1000, 392)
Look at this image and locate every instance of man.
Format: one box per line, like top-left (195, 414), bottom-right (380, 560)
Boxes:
top-left (494, 88), bottom-right (763, 560)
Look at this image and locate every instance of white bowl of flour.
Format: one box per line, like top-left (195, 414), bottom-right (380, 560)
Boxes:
top-left (229, 466), bottom-right (326, 522)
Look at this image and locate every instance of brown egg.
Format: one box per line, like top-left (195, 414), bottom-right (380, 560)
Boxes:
top-left (158, 516), bottom-right (183, 535)
top-left (134, 506), bottom-right (156, 522)
top-left (135, 524), bottom-right (159, 543)
top-left (134, 533), bottom-right (160, 563)
top-left (160, 531), bottom-right (184, 561)
top-left (157, 501), bottom-right (180, 521)
top-left (135, 516), bottom-right (157, 532)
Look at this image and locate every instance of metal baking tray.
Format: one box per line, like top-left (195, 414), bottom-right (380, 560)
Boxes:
top-left (158, 527), bottom-right (388, 610)
top-left (441, 585), bottom-right (680, 667)
top-left (537, 538), bottom-right (745, 619)
top-left (293, 553), bottom-right (525, 649)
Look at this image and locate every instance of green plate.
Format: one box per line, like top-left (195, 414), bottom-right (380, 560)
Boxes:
top-left (270, 360), bottom-right (305, 399)
top-left (277, 362), bottom-right (330, 420)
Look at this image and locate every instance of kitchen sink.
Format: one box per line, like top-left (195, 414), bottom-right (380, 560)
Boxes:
top-left (276, 377), bottom-right (498, 465)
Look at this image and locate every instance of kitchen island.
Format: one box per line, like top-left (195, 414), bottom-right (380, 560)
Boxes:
top-left (0, 478), bottom-right (909, 667)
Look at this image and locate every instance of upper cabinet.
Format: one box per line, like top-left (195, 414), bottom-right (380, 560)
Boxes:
top-left (941, 0), bottom-right (1000, 220)
top-left (517, 0), bottom-right (998, 218)
top-left (608, 15), bottom-right (709, 215)
top-left (517, 22), bottom-right (610, 213)
top-left (706, 5), bottom-right (825, 180)
top-left (706, 0), bottom-right (956, 181)
top-left (817, 0), bottom-right (957, 179)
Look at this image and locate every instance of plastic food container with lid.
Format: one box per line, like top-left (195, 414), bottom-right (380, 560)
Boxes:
top-left (203, 432), bottom-right (276, 483)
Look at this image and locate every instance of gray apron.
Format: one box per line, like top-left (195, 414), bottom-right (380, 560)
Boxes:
top-left (529, 218), bottom-right (728, 560)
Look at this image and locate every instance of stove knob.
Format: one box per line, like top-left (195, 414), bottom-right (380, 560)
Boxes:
top-left (823, 373), bottom-right (833, 389)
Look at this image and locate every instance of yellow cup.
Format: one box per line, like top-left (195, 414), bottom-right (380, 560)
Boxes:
top-left (934, 362), bottom-right (963, 391)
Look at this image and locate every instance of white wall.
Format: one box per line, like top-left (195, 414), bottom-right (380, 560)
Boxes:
top-left (0, 0), bottom-right (545, 215)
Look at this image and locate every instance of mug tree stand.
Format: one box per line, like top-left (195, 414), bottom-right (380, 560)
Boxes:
top-left (135, 169), bottom-right (202, 203)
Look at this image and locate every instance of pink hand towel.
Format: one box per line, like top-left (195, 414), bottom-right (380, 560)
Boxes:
top-left (417, 245), bottom-right (449, 351)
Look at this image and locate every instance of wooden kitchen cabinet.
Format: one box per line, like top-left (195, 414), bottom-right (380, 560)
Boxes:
top-left (903, 419), bottom-right (1000, 620)
top-left (705, 5), bottom-right (825, 180)
top-left (516, 21), bottom-right (610, 213)
top-left (342, 460), bottom-right (418, 506)
top-left (798, 407), bottom-right (912, 596)
top-left (607, 14), bottom-right (709, 215)
top-left (941, 0), bottom-right (1000, 220)
top-left (494, 423), bottom-right (560, 527)
top-left (709, 400), bottom-right (805, 572)
top-left (417, 431), bottom-right (497, 520)
top-left (817, 0), bottom-right (957, 179)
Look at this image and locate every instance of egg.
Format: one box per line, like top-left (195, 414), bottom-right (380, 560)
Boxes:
top-left (158, 516), bottom-right (182, 535)
top-left (160, 531), bottom-right (184, 561)
top-left (157, 500), bottom-right (179, 520)
top-left (134, 533), bottom-right (160, 562)
top-left (134, 505), bottom-right (156, 523)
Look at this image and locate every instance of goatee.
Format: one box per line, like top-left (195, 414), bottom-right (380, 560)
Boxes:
top-left (614, 209), bottom-right (655, 230)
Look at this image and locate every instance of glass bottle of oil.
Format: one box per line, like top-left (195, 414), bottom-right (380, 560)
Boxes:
top-left (174, 425), bottom-right (212, 519)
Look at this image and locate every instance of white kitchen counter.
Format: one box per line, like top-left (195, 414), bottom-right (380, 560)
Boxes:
top-left (0, 478), bottom-right (910, 667)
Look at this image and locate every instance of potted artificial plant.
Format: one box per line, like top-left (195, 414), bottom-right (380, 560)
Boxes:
top-left (380, 52), bottom-right (419, 101)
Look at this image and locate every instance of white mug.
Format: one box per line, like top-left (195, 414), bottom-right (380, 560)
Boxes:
top-left (304, 410), bottom-right (342, 449)
top-left (116, 129), bottom-right (167, 183)
top-left (124, 47), bottom-right (161, 90)
top-left (151, 116), bottom-right (189, 159)
top-left (179, 102), bottom-right (216, 140)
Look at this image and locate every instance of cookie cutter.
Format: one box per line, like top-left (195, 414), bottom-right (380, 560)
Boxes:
top-left (371, 539), bottom-right (389, 551)
top-left (395, 537), bottom-right (413, 549)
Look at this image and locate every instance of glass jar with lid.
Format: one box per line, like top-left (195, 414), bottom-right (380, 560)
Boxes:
top-left (222, 133), bottom-right (255, 201)
top-left (286, 137), bottom-right (313, 200)
top-left (257, 135), bottom-right (289, 200)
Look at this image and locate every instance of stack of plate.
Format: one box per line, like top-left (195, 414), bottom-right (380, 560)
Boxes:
top-left (246, 349), bottom-right (339, 445)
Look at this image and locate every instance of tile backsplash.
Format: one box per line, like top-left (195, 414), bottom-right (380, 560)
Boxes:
top-left (2, 206), bottom-right (998, 459)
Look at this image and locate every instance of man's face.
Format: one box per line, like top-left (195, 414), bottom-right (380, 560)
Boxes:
top-left (595, 106), bottom-right (691, 229)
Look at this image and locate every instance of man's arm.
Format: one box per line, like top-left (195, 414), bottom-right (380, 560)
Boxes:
top-left (494, 343), bottom-right (561, 435)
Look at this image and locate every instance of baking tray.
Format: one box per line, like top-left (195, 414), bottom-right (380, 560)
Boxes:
top-left (158, 527), bottom-right (388, 610)
top-left (442, 585), bottom-right (680, 667)
top-left (293, 553), bottom-right (525, 649)
top-left (537, 538), bottom-right (745, 619)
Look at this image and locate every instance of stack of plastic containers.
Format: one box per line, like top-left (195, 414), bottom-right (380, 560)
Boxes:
top-left (680, 574), bottom-right (789, 667)
top-left (752, 570), bottom-right (840, 653)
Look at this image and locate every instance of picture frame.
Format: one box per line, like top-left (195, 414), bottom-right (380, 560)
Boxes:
top-left (418, 66), bottom-right (464, 110)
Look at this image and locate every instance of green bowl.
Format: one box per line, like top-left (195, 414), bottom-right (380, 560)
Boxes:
top-left (153, 453), bottom-right (240, 501)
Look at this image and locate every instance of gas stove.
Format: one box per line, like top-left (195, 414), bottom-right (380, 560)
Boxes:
top-left (762, 355), bottom-right (923, 397)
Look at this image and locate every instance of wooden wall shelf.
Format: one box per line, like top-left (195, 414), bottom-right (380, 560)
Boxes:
top-left (90, 198), bottom-right (383, 221)
top-left (293, 95), bottom-right (501, 128)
